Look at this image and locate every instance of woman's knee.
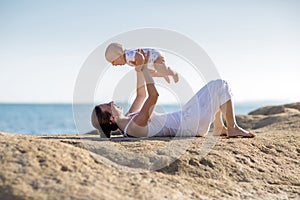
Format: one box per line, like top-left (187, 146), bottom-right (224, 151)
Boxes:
top-left (207, 79), bottom-right (232, 100)
top-left (207, 79), bottom-right (227, 90)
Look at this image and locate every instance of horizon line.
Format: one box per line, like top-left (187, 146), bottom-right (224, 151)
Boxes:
top-left (0, 99), bottom-right (297, 105)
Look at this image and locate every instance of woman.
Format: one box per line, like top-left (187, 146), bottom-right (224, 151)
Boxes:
top-left (91, 62), bottom-right (255, 138)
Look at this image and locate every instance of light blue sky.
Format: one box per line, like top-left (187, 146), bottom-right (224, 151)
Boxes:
top-left (0, 0), bottom-right (299, 103)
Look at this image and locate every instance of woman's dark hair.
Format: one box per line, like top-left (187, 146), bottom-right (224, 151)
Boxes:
top-left (91, 106), bottom-right (119, 138)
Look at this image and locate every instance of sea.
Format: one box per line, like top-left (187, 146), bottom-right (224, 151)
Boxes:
top-left (0, 102), bottom-right (283, 135)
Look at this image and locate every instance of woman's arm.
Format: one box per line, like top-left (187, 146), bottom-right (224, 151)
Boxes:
top-left (126, 71), bottom-right (147, 115)
top-left (133, 65), bottom-right (159, 126)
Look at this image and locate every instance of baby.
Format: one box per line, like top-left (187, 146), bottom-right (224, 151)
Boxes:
top-left (105, 43), bottom-right (179, 83)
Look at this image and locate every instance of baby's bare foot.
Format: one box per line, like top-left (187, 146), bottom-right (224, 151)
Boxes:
top-left (163, 76), bottom-right (170, 84)
top-left (167, 67), bottom-right (179, 83)
top-left (172, 73), bottom-right (179, 83)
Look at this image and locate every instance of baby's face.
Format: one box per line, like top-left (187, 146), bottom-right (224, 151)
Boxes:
top-left (111, 55), bottom-right (125, 66)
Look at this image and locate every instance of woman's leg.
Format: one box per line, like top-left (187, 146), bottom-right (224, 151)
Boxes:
top-left (220, 99), bottom-right (255, 138)
top-left (212, 110), bottom-right (228, 136)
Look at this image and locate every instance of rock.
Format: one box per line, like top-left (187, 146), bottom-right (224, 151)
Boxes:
top-left (284, 102), bottom-right (300, 111)
top-left (249, 105), bottom-right (285, 115)
top-left (249, 102), bottom-right (300, 115)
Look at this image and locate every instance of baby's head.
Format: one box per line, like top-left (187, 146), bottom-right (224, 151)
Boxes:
top-left (105, 43), bottom-right (125, 65)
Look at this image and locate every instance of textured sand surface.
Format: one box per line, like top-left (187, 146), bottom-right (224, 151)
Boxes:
top-left (0, 103), bottom-right (300, 199)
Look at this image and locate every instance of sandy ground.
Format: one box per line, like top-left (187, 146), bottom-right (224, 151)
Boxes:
top-left (0, 103), bottom-right (300, 199)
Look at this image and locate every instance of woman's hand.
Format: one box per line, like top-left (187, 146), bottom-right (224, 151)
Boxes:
top-left (134, 51), bottom-right (145, 68)
top-left (138, 49), bottom-right (149, 64)
top-left (135, 49), bottom-right (150, 72)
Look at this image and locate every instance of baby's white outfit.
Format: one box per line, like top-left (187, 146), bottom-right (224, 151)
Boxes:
top-left (123, 79), bottom-right (233, 137)
top-left (124, 48), bottom-right (161, 70)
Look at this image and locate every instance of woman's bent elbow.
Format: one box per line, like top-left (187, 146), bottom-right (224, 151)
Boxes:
top-left (150, 92), bottom-right (159, 98)
top-left (149, 92), bottom-right (159, 102)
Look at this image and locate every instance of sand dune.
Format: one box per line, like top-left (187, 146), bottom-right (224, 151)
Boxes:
top-left (0, 103), bottom-right (300, 199)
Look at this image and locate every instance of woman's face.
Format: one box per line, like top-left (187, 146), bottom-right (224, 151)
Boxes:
top-left (98, 101), bottom-right (123, 122)
top-left (98, 102), bottom-right (112, 114)
top-left (111, 101), bottom-right (123, 118)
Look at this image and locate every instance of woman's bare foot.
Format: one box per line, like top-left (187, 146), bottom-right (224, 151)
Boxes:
top-left (213, 126), bottom-right (228, 136)
top-left (227, 126), bottom-right (256, 138)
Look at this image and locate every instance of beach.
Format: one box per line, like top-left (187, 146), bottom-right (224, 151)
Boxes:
top-left (0, 103), bottom-right (299, 199)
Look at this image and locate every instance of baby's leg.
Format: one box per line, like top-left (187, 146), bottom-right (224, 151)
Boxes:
top-left (166, 67), bottom-right (179, 83)
top-left (154, 56), bottom-right (179, 83)
top-left (149, 69), bottom-right (171, 83)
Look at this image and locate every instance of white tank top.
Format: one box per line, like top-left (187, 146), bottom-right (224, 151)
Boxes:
top-left (123, 112), bottom-right (139, 137)
top-left (147, 112), bottom-right (181, 137)
top-left (123, 111), bottom-right (182, 137)
top-left (123, 111), bottom-right (204, 137)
